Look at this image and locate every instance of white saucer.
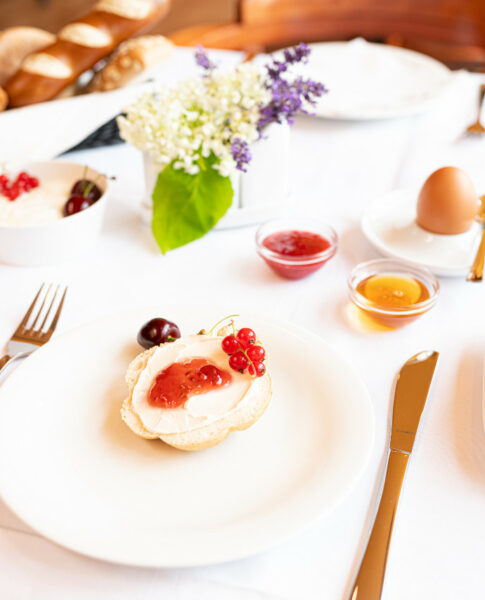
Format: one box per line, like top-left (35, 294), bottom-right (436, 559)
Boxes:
top-left (361, 189), bottom-right (481, 277)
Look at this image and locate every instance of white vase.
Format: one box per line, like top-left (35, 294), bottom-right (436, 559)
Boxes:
top-left (141, 122), bottom-right (290, 228)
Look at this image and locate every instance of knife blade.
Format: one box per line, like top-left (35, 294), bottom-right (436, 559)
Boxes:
top-left (349, 350), bottom-right (439, 600)
top-left (391, 350), bottom-right (439, 454)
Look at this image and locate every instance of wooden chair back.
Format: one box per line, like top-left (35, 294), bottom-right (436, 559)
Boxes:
top-left (170, 0), bottom-right (485, 70)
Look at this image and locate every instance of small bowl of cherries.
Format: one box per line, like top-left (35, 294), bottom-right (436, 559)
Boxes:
top-left (0, 161), bottom-right (110, 266)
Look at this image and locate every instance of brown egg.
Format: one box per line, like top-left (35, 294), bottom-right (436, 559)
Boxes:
top-left (416, 167), bottom-right (479, 234)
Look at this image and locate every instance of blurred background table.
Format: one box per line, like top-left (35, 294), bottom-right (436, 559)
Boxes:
top-left (3, 0), bottom-right (485, 70)
top-left (0, 46), bottom-right (484, 599)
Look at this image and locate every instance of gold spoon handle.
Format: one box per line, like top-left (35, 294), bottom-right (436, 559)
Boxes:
top-left (467, 227), bottom-right (485, 282)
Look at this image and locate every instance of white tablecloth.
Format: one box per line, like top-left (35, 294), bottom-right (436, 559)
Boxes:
top-left (1, 49), bottom-right (485, 599)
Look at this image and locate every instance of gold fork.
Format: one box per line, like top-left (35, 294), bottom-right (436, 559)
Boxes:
top-left (0, 283), bottom-right (67, 375)
top-left (466, 84), bottom-right (485, 136)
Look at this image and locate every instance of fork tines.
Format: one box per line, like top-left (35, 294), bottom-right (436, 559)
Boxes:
top-left (14, 283), bottom-right (68, 342)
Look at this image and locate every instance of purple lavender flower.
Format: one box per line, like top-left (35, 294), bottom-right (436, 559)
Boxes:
top-left (195, 45), bottom-right (216, 71)
top-left (258, 43), bottom-right (327, 134)
top-left (265, 42), bottom-right (311, 79)
top-left (283, 42), bottom-right (311, 65)
top-left (230, 138), bottom-right (252, 172)
top-left (293, 76), bottom-right (327, 105)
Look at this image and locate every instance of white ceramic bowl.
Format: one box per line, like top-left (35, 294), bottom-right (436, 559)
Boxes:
top-left (0, 161), bottom-right (109, 267)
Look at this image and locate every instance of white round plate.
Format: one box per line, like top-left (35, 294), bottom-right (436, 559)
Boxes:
top-left (298, 39), bottom-right (452, 120)
top-left (0, 307), bottom-right (374, 568)
top-left (362, 189), bottom-right (481, 277)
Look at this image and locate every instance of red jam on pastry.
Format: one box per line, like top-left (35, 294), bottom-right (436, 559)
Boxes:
top-left (148, 358), bottom-right (231, 409)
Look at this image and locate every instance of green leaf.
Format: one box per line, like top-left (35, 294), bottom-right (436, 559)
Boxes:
top-left (151, 153), bottom-right (233, 253)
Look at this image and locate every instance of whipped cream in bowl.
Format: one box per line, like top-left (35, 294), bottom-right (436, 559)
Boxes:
top-left (0, 176), bottom-right (70, 227)
top-left (0, 161), bottom-right (109, 266)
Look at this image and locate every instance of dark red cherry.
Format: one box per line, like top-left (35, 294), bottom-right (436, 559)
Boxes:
top-left (137, 318), bottom-right (181, 349)
top-left (70, 179), bottom-right (102, 201)
top-left (63, 195), bottom-right (93, 217)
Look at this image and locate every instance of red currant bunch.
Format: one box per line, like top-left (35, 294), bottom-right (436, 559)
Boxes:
top-left (221, 327), bottom-right (266, 378)
top-left (0, 171), bottom-right (40, 201)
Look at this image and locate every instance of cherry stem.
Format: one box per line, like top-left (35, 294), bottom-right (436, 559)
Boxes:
top-left (207, 313), bottom-right (239, 335)
top-left (241, 345), bottom-right (257, 378)
top-left (82, 172), bottom-right (103, 198)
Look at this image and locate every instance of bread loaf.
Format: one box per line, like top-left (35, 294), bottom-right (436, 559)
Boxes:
top-left (0, 27), bottom-right (55, 87)
top-left (4, 0), bottom-right (170, 108)
top-left (88, 34), bottom-right (173, 91)
top-left (0, 87), bottom-right (7, 112)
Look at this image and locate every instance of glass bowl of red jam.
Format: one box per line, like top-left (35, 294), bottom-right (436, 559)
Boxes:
top-left (348, 259), bottom-right (439, 328)
top-left (255, 219), bottom-right (338, 280)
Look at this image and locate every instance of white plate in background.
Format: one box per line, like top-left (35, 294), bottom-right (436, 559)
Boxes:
top-left (0, 307), bottom-right (374, 567)
top-left (297, 39), bottom-right (453, 120)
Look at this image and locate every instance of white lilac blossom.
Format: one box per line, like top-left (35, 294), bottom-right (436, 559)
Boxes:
top-left (118, 44), bottom-right (326, 177)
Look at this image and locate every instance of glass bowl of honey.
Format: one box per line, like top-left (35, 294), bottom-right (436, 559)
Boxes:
top-left (348, 259), bottom-right (439, 328)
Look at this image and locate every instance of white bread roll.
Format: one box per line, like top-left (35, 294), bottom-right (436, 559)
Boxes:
top-left (88, 34), bottom-right (174, 91)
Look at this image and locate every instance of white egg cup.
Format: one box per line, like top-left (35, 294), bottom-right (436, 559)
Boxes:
top-left (361, 189), bottom-right (480, 277)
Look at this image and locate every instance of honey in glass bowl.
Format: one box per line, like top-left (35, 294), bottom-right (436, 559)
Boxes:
top-left (348, 260), bottom-right (439, 328)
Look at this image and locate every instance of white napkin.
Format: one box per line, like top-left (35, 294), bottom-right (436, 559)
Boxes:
top-left (0, 84), bottom-right (152, 163)
top-left (0, 48), bottom-right (244, 165)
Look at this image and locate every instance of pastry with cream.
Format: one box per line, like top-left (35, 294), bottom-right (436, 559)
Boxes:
top-left (122, 320), bottom-right (272, 451)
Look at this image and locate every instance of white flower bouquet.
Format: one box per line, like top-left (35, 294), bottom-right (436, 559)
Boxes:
top-left (118, 45), bottom-right (326, 253)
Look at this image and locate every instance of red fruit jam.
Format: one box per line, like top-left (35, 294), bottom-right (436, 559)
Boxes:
top-left (261, 230), bottom-right (336, 280)
top-left (148, 358), bottom-right (232, 409)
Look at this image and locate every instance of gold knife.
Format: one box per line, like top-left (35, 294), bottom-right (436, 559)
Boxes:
top-left (348, 350), bottom-right (439, 600)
